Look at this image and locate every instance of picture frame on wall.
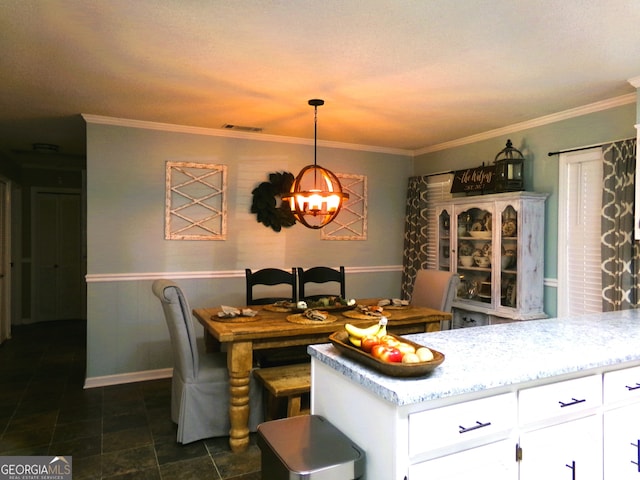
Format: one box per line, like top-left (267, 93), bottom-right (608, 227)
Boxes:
top-left (165, 161), bottom-right (227, 240)
top-left (321, 173), bottom-right (368, 240)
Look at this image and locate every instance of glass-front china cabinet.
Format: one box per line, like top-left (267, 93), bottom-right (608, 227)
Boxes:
top-left (435, 192), bottom-right (548, 327)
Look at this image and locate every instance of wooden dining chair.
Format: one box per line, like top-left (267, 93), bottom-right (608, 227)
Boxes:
top-left (297, 266), bottom-right (346, 301)
top-left (152, 279), bottom-right (264, 443)
top-left (410, 269), bottom-right (459, 330)
top-left (245, 268), bottom-right (297, 305)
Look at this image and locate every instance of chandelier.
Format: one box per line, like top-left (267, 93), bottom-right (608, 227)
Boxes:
top-left (282, 99), bottom-right (349, 229)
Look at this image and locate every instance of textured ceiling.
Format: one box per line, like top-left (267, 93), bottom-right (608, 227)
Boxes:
top-left (1, 0), bottom-right (640, 169)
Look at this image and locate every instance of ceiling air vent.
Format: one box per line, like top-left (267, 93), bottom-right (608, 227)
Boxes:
top-left (222, 124), bottom-right (263, 133)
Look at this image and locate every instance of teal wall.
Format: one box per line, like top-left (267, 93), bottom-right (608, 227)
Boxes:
top-left (414, 103), bottom-right (637, 318)
top-left (85, 121), bottom-right (412, 380)
top-left (85, 101), bottom-right (637, 382)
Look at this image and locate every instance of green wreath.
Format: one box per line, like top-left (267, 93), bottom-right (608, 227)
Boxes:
top-left (251, 172), bottom-right (297, 232)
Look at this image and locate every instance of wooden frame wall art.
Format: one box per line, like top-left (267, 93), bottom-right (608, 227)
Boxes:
top-left (165, 161), bottom-right (227, 240)
top-left (321, 173), bottom-right (368, 240)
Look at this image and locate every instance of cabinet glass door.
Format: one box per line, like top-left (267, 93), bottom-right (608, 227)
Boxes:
top-left (456, 207), bottom-right (492, 305)
top-left (438, 210), bottom-right (451, 271)
top-left (500, 205), bottom-right (518, 309)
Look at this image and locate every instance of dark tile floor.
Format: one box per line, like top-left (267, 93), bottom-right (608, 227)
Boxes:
top-left (0, 320), bottom-right (262, 479)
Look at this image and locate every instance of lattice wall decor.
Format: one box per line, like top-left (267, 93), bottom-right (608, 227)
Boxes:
top-left (321, 173), bottom-right (367, 240)
top-left (165, 161), bottom-right (227, 240)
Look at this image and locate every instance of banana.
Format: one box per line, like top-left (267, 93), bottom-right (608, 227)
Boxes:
top-left (376, 323), bottom-right (387, 338)
top-left (348, 336), bottom-right (362, 347)
top-left (375, 316), bottom-right (388, 338)
top-left (344, 322), bottom-right (381, 339)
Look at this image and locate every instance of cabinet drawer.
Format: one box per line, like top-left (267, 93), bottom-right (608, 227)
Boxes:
top-left (519, 375), bottom-right (601, 426)
top-left (409, 392), bottom-right (516, 456)
top-left (603, 365), bottom-right (640, 405)
top-left (452, 308), bottom-right (489, 329)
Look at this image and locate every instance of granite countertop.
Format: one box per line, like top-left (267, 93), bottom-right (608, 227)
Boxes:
top-left (308, 309), bottom-right (640, 407)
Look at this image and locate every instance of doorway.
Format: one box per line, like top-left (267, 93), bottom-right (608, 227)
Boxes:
top-left (0, 176), bottom-right (10, 342)
top-left (31, 188), bottom-right (85, 322)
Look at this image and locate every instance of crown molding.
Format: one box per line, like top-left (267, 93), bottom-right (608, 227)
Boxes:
top-left (414, 93), bottom-right (637, 155)
top-left (81, 114), bottom-right (412, 157)
top-left (628, 76), bottom-right (640, 88)
top-left (83, 92), bottom-right (637, 159)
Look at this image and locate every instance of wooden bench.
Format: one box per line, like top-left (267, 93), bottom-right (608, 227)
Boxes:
top-left (254, 363), bottom-right (311, 420)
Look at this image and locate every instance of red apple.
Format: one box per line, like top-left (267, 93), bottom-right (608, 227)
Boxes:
top-left (360, 335), bottom-right (381, 353)
top-left (371, 344), bottom-right (403, 363)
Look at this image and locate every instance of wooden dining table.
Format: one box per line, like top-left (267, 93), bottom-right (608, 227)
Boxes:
top-left (192, 300), bottom-right (451, 452)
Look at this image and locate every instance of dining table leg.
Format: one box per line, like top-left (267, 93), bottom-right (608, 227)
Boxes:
top-left (226, 340), bottom-right (253, 453)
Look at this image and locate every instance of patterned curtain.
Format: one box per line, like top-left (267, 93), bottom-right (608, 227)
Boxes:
top-left (601, 138), bottom-right (639, 311)
top-left (401, 176), bottom-right (429, 299)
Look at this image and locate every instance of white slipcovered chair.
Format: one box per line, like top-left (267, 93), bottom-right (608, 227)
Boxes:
top-left (410, 269), bottom-right (459, 330)
top-left (152, 279), bottom-right (264, 443)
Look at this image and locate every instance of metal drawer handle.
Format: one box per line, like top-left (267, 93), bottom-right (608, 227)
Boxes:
top-left (458, 420), bottom-right (492, 434)
top-left (632, 440), bottom-right (639, 472)
top-left (625, 383), bottom-right (640, 391)
top-left (559, 397), bottom-right (586, 408)
top-left (565, 460), bottom-right (576, 480)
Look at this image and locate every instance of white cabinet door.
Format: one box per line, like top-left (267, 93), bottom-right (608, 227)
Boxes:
top-left (520, 415), bottom-right (602, 480)
top-left (604, 404), bottom-right (640, 480)
top-left (409, 439), bottom-right (516, 480)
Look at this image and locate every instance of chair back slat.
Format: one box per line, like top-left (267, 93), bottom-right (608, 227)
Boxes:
top-left (246, 268), bottom-right (297, 305)
top-left (297, 266), bottom-right (346, 300)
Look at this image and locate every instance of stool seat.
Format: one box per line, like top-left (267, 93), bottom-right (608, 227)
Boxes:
top-left (254, 363), bottom-right (311, 419)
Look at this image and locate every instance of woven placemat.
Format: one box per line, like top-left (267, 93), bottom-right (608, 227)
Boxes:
top-left (211, 315), bottom-right (260, 323)
top-left (286, 313), bottom-right (338, 325)
top-left (342, 310), bottom-right (392, 320)
top-left (263, 304), bottom-right (293, 313)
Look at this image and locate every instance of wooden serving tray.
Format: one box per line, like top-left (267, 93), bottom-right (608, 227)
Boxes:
top-left (328, 331), bottom-right (444, 377)
top-left (293, 304), bottom-right (355, 313)
top-left (265, 303), bottom-right (356, 313)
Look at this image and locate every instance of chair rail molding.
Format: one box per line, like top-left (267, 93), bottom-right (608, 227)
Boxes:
top-left (85, 265), bottom-right (402, 283)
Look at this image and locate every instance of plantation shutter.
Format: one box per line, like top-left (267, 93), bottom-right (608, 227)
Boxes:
top-left (558, 149), bottom-right (603, 316)
top-left (425, 173), bottom-right (453, 270)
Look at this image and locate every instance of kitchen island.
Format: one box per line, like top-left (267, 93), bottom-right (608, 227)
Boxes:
top-left (308, 310), bottom-right (640, 480)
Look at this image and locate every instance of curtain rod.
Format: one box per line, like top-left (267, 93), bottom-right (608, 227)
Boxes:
top-left (547, 144), bottom-right (605, 157)
top-left (547, 136), bottom-right (636, 157)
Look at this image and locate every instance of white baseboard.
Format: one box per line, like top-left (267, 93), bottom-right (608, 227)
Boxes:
top-left (84, 368), bottom-right (173, 389)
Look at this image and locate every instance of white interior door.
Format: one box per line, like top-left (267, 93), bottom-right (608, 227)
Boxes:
top-left (32, 189), bottom-right (84, 322)
top-left (0, 176), bottom-right (10, 342)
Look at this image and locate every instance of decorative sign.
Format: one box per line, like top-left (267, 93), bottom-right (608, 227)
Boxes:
top-left (450, 165), bottom-right (496, 194)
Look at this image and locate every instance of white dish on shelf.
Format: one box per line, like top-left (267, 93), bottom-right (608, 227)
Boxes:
top-left (459, 255), bottom-right (474, 267)
top-left (475, 256), bottom-right (490, 267)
